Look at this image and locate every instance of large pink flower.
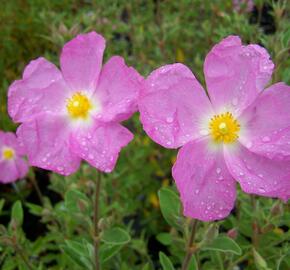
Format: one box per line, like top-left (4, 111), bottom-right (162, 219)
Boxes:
top-left (8, 32), bottom-right (142, 175)
top-left (139, 36), bottom-right (290, 221)
top-left (0, 131), bottom-right (28, 183)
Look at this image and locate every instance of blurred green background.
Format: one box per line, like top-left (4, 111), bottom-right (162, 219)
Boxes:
top-left (0, 0), bottom-right (290, 269)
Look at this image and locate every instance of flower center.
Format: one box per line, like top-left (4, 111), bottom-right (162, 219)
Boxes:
top-left (2, 148), bottom-right (15, 160)
top-left (209, 112), bottom-right (240, 143)
top-left (67, 92), bottom-right (92, 119)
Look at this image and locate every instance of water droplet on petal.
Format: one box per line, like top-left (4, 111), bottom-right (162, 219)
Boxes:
top-left (216, 168), bottom-right (221, 174)
top-left (262, 136), bottom-right (271, 142)
top-left (258, 187), bottom-right (266, 193)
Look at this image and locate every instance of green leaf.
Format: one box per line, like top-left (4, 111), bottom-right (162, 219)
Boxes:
top-left (253, 248), bottom-right (270, 270)
top-left (26, 202), bottom-right (43, 216)
top-left (0, 199), bottom-right (5, 214)
top-left (62, 240), bottom-right (92, 269)
top-left (158, 187), bottom-right (183, 230)
top-left (101, 227), bottom-right (131, 245)
top-left (65, 189), bottom-right (89, 213)
top-left (100, 244), bottom-right (122, 263)
top-left (11, 200), bottom-right (23, 226)
top-left (141, 263), bottom-right (151, 270)
top-left (202, 236), bottom-right (242, 255)
top-left (159, 252), bottom-right (175, 270)
top-left (156, 233), bottom-right (172, 246)
top-left (188, 255), bottom-right (198, 270)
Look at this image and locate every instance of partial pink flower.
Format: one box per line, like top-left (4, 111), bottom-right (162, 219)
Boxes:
top-left (0, 131), bottom-right (28, 183)
top-left (233, 0), bottom-right (254, 13)
top-left (8, 32), bottom-right (143, 175)
top-left (139, 35), bottom-right (290, 221)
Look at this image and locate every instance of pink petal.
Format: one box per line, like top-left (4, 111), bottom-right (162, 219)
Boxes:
top-left (204, 35), bottom-right (274, 115)
top-left (0, 158), bottom-right (28, 184)
top-left (239, 83), bottom-right (290, 161)
top-left (224, 143), bottom-right (290, 201)
top-left (17, 115), bottom-right (81, 176)
top-left (172, 139), bottom-right (236, 221)
top-left (0, 131), bottom-right (17, 149)
top-left (139, 64), bottom-right (213, 149)
top-left (60, 32), bottom-right (105, 92)
top-left (8, 57), bottom-right (68, 123)
top-left (95, 56), bottom-right (143, 122)
top-left (70, 123), bottom-right (133, 173)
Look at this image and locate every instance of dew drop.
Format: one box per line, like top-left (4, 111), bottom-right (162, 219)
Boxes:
top-left (216, 168), bottom-right (221, 174)
top-left (262, 136), bottom-right (271, 142)
top-left (258, 187), bottom-right (266, 193)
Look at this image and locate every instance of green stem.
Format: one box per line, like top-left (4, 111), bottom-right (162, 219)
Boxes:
top-left (251, 195), bottom-right (259, 248)
top-left (181, 219), bottom-right (198, 270)
top-left (29, 176), bottom-right (44, 205)
top-left (93, 173), bottom-right (102, 270)
top-left (15, 244), bottom-right (34, 270)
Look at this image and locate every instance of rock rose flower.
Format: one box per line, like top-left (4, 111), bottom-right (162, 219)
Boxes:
top-left (0, 131), bottom-right (28, 183)
top-left (8, 32), bottom-right (142, 175)
top-left (139, 36), bottom-right (290, 221)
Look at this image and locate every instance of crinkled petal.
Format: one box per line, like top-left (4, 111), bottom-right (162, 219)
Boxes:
top-left (224, 143), bottom-right (290, 201)
top-left (172, 139), bottom-right (236, 221)
top-left (71, 123), bottom-right (133, 173)
top-left (204, 36), bottom-right (274, 115)
top-left (8, 57), bottom-right (68, 123)
top-left (60, 32), bottom-right (105, 92)
top-left (95, 56), bottom-right (143, 122)
top-left (0, 158), bottom-right (28, 184)
top-left (239, 83), bottom-right (290, 161)
top-left (139, 64), bottom-right (213, 149)
top-left (17, 115), bottom-right (81, 175)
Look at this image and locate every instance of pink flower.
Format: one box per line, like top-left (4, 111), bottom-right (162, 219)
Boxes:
top-left (233, 0), bottom-right (254, 13)
top-left (139, 36), bottom-right (290, 221)
top-left (0, 131), bottom-right (28, 183)
top-left (8, 32), bottom-right (142, 175)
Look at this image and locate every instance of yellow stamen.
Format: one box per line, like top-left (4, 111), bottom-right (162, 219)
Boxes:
top-left (66, 92), bottom-right (92, 119)
top-left (2, 148), bottom-right (15, 160)
top-left (209, 112), bottom-right (240, 143)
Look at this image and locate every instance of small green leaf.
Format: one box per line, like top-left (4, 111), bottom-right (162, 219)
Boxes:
top-left (65, 189), bottom-right (89, 213)
top-left (156, 233), bottom-right (172, 246)
top-left (101, 227), bottom-right (131, 245)
top-left (100, 244), bottom-right (122, 263)
top-left (253, 248), bottom-right (270, 270)
top-left (202, 236), bottom-right (242, 255)
top-left (26, 202), bottom-right (43, 216)
top-left (188, 255), bottom-right (198, 270)
top-left (159, 252), bottom-right (175, 270)
top-left (141, 263), bottom-right (151, 270)
top-left (62, 240), bottom-right (92, 269)
top-left (0, 199), bottom-right (5, 214)
top-left (11, 200), bottom-right (23, 226)
top-left (158, 187), bottom-right (183, 230)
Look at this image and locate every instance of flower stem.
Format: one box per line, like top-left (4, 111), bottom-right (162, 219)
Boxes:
top-left (29, 175), bottom-right (44, 205)
top-left (181, 219), bottom-right (198, 270)
top-left (251, 195), bottom-right (259, 248)
top-left (93, 172), bottom-right (102, 270)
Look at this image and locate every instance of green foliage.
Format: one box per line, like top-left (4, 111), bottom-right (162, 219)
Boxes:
top-left (0, 0), bottom-right (290, 269)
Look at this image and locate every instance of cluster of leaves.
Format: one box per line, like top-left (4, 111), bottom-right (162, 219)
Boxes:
top-left (0, 0), bottom-right (290, 269)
